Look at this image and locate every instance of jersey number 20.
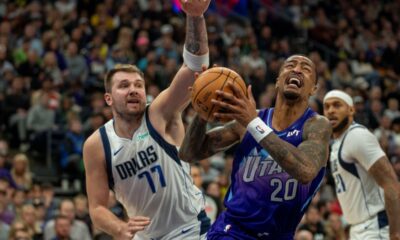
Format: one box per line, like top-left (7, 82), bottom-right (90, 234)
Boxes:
top-left (138, 165), bottom-right (166, 193)
top-left (270, 178), bottom-right (298, 202)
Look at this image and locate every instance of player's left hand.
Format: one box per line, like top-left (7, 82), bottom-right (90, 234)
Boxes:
top-left (180, 0), bottom-right (211, 17)
top-left (212, 83), bottom-right (258, 127)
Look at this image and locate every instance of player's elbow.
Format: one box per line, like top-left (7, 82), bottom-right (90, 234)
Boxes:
top-left (297, 176), bottom-right (314, 185)
top-left (297, 169), bottom-right (319, 184)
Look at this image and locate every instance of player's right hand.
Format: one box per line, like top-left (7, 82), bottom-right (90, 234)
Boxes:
top-left (116, 216), bottom-right (151, 240)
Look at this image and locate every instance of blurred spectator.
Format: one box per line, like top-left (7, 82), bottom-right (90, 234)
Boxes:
top-left (331, 61), bottom-right (353, 89)
top-left (17, 50), bottom-right (42, 90)
top-left (27, 92), bottom-right (56, 155)
top-left (391, 117), bottom-right (400, 147)
top-left (55, 0), bottom-right (77, 17)
top-left (32, 197), bottom-right (46, 233)
top-left (3, 76), bottom-right (30, 149)
top-left (294, 229), bottom-right (313, 240)
top-left (44, 199), bottom-right (91, 240)
top-left (73, 194), bottom-right (91, 235)
top-left (353, 95), bottom-right (379, 129)
top-left (0, 178), bottom-right (15, 225)
top-left (8, 220), bottom-right (32, 240)
top-left (9, 188), bottom-right (27, 219)
top-left (53, 214), bottom-right (72, 240)
top-left (199, 157), bottom-right (220, 185)
top-left (10, 153), bottom-right (32, 190)
top-left (384, 97), bottom-right (400, 121)
top-left (41, 52), bottom-right (64, 89)
top-left (41, 183), bottom-right (58, 223)
top-left (325, 213), bottom-right (346, 240)
top-left (20, 203), bottom-right (42, 239)
top-left (0, 219), bottom-right (10, 240)
top-left (191, 165), bottom-right (218, 223)
top-left (64, 41), bottom-right (88, 86)
top-left (59, 118), bottom-right (84, 181)
top-left (83, 113), bottom-right (106, 138)
top-left (298, 205), bottom-right (327, 240)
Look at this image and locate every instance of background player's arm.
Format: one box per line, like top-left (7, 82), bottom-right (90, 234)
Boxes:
top-left (151, 0), bottom-right (210, 118)
top-left (83, 132), bottom-right (149, 239)
top-left (257, 116), bottom-right (331, 184)
top-left (368, 157), bottom-right (400, 240)
top-left (179, 115), bottom-right (245, 163)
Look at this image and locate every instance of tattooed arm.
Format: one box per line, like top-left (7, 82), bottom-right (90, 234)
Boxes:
top-left (151, 0), bottom-right (210, 121)
top-left (149, 0), bottom-right (210, 146)
top-left (369, 157), bottom-right (400, 240)
top-left (179, 115), bottom-right (245, 163)
top-left (258, 116), bottom-right (332, 184)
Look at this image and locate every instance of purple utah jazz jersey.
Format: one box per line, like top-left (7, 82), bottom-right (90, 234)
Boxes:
top-left (223, 108), bottom-right (325, 239)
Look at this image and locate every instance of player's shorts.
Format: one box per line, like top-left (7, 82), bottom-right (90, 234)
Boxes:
top-left (134, 210), bottom-right (210, 240)
top-left (207, 212), bottom-right (294, 240)
top-left (349, 210), bottom-right (389, 240)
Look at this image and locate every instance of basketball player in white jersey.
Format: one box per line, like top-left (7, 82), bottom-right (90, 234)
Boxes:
top-left (323, 90), bottom-right (400, 240)
top-left (83, 1), bottom-right (211, 239)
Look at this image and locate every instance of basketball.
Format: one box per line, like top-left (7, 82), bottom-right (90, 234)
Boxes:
top-left (191, 67), bottom-right (247, 122)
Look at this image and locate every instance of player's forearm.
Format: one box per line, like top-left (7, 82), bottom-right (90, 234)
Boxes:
top-left (179, 115), bottom-right (210, 162)
top-left (185, 15), bottom-right (208, 55)
top-left (384, 184), bottom-right (400, 239)
top-left (90, 206), bottom-right (126, 237)
top-left (258, 134), bottom-right (320, 184)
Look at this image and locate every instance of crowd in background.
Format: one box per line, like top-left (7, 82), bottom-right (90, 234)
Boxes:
top-left (0, 0), bottom-right (400, 239)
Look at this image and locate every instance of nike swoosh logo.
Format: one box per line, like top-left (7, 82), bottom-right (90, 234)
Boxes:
top-left (181, 227), bottom-right (194, 234)
top-left (113, 146), bottom-right (124, 156)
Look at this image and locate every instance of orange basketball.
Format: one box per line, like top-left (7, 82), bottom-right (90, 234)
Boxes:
top-left (191, 67), bottom-right (247, 122)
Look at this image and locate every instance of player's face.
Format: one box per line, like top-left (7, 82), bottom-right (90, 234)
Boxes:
top-left (323, 98), bottom-right (354, 133)
top-left (105, 72), bottom-right (146, 118)
top-left (276, 55), bottom-right (317, 101)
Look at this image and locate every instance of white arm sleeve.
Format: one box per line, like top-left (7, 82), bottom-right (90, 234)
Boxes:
top-left (344, 128), bottom-right (386, 170)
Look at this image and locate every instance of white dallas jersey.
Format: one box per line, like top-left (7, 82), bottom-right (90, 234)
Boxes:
top-left (330, 123), bottom-right (386, 225)
top-left (99, 108), bottom-right (206, 239)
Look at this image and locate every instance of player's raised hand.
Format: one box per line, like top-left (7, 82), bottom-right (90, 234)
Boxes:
top-left (116, 216), bottom-right (151, 240)
top-left (212, 84), bottom-right (258, 127)
top-left (180, 0), bottom-right (211, 17)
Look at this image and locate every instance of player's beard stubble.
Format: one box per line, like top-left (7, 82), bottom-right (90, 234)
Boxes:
top-left (333, 116), bottom-right (350, 133)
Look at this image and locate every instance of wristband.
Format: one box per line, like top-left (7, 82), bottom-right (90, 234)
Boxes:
top-left (183, 45), bottom-right (209, 72)
top-left (247, 117), bottom-right (273, 143)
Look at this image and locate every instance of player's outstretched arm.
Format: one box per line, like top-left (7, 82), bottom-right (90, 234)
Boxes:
top-left (83, 132), bottom-right (150, 239)
top-left (151, 0), bottom-right (210, 118)
top-left (178, 115), bottom-right (244, 163)
top-left (369, 157), bottom-right (400, 240)
top-left (212, 83), bottom-right (332, 184)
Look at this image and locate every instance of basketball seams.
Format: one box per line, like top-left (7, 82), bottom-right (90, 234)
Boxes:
top-left (191, 67), bottom-right (247, 122)
top-left (192, 71), bottom-right (223, 104)
top-left (206, 70), bottom-right (232, 120)
top-left (231, 75), bottom-right (246, 96)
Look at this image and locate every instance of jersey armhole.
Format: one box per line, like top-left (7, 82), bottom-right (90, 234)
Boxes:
top-left (99, 126), bottom-right (115, 190)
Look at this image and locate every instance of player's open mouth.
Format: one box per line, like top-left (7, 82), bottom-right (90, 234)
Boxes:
top-left (285, 75), bottom-right (303, 88)
top-left (328, 117), bottom-right (338, 124)
top-left (127, 99), bottom-right (140, 105)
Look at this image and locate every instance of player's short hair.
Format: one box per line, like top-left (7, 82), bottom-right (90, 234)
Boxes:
top-left (104, 64), bottom-right (144, 93)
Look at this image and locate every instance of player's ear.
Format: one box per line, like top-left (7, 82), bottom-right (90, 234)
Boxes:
top-left (349, 105), bottom-right (355, 116)
top-left (104, 93), bottom-right (112, 106)
top-left (310, 84), bottom-right (317, 96)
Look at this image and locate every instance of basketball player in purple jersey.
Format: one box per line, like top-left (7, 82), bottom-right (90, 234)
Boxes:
top-left (179, 55), bottom-right (332, 239)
